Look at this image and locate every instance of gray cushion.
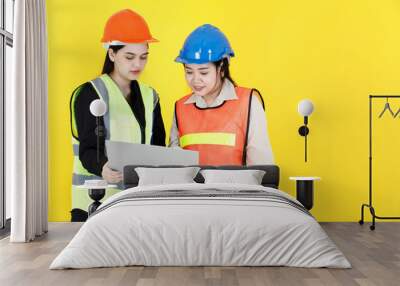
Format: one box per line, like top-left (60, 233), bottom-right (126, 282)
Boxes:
top-left (200, 169), bottom-right (266, 185)
top-left (135, 167), bottom-right (200, 186)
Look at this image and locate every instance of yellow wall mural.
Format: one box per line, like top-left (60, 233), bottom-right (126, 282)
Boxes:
top-left (47, 0), bottom-right (400, 221)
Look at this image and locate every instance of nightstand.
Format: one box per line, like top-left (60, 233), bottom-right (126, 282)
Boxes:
top-left (289, 177), bottom-right (321, 210)
top-left (77, 184), bottom-right (117, 216)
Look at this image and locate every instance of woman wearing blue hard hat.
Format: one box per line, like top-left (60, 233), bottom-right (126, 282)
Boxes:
top-left (170, 24), bottom-right (274, 165)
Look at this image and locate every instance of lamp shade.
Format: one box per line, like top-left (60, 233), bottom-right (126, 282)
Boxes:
top-left (89, 99), bottom-right (107, 117)
top-left (298, 99), bottom-right (314, 116)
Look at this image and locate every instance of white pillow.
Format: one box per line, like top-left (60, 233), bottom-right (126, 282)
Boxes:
top-left (200, 169), bottom-right (266, 185)
top-left (135, 167), bottom-right (200, 186)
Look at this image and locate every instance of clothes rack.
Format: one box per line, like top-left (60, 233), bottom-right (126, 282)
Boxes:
top-left (359, 95), bottom-right (400, 230)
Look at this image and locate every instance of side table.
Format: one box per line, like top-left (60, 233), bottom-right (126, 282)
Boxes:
top-left (289, 177), bottom-right (321, 210)
top-left (77, 184), bottom-right (117, 216)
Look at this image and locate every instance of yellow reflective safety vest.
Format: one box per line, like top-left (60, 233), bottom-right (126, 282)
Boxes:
top-left (70, 74), bottom-right (155, 213)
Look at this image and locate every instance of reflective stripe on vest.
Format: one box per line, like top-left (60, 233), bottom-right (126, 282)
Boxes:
top-left (180, 132), bottom-right (236, 148)
top-left (175, 86), bottom-right (252, 166)
top-left (70, 75), bottom-right (155, 210)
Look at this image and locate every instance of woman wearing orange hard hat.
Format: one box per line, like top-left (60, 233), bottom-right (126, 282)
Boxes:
top-left (69, 9), bottom-right (165, 221)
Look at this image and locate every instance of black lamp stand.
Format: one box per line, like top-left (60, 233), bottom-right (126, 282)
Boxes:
top-left (298, 116), bottom-right (309, 162)
top-left (94, 117), bottom-right (106, 163)
top-left (88, 116), bottom-right (106, 216)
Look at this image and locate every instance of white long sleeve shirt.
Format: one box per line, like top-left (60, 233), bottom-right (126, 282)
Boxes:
top-left (169, 80), bottom-right (274, 165)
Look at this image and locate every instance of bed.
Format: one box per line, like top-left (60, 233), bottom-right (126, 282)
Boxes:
top-left (50, 165), bottom-right (351, 269)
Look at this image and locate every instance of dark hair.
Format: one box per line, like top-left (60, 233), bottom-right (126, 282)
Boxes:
top-left (101, 45), bottom-right (124, 74)
top-left (213, 57), bottom-right (236, 86)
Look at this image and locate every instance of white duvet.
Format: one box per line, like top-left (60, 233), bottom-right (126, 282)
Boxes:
top-left (50, 183), bottom-right (351, 269)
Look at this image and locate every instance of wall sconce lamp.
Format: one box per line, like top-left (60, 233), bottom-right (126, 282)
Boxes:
top-left (90, 99), bottom-right (107, 163)
top-left (297, 99), bottom-right (314, 162)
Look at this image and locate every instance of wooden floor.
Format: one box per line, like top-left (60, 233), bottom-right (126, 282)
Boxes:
top-left (0, 222), bottom-right (399, 286)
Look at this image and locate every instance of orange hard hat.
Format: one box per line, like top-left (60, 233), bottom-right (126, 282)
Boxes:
top-left (101, 9), bottom-right (158, 46)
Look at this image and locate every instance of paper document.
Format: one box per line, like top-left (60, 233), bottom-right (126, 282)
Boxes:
top-left (105, 140), bottom-right (199, 171)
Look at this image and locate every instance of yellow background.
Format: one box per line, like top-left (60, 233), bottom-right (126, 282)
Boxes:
top-left (47, 0), bottom-right (400, 221)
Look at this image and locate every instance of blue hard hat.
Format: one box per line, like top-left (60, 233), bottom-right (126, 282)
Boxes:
top-left (175, 24), bottom-right (235, 64)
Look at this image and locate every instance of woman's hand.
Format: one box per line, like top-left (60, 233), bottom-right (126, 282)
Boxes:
top-left (101, 162), bottom-right (123, 183)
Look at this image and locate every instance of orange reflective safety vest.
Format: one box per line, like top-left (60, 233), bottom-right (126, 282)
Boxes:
top-left (175, 86), bottom-right (257, 166)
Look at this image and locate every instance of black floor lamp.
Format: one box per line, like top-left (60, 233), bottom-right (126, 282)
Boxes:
top-left (297, 99), bottom-right (314, 162)
top-left (87, 99), bottom-right (108, 215)
top-left (89, 99), bottom-right (107, 163)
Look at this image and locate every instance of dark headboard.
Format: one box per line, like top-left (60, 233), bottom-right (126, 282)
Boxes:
top-left (123, 165), bottom-right (280, 189)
